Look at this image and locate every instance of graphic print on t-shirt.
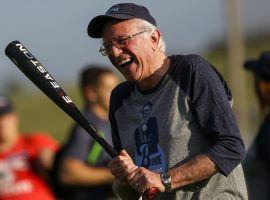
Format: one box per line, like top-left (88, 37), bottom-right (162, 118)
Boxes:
top-left (0, 152), bottom-right (33, 197)
top-left (134, 102), bottom-right (166, 173)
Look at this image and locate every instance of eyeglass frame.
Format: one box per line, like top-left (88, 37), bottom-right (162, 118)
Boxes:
top-left (99, 30), bottom-right (149, 56)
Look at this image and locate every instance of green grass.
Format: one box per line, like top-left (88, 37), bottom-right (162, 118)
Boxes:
top-left (9, 85), bottom-right (83, 143)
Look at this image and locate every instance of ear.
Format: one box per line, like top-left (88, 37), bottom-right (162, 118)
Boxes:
top-left (83, 85), bottom-right (97, 103)
top-left (150, 29), bottom-right (161, 51)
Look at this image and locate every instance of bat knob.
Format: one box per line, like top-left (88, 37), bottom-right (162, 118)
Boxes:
top-left (143, 187), bottom-right (158, 200)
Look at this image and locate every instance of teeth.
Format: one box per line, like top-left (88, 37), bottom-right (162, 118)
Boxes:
top-left (118, 58), bottom-right (131, 66)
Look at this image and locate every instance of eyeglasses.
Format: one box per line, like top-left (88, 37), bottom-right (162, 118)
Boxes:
top-left (99, 30), bottom-right (148, 56)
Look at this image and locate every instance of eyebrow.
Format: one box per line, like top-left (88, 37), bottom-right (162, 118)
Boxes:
top-left (102, 28), bottom-right (139, 42)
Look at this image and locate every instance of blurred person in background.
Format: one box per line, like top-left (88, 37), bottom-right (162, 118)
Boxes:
top-left (0, 95), bottom-right (59, 200)
top-left (243, 51), bottom-right (270, 200)
top-left (57, 65), bottom-right (120, 200)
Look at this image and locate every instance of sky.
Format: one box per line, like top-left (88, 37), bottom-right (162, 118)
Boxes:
top-left (0, 0), bottom-right (270, 91)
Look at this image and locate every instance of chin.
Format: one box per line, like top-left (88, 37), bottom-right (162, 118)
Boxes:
top-left (124, 71), bottom-right (141, 82)
top-left (127, 74), bottom-right (141, 82)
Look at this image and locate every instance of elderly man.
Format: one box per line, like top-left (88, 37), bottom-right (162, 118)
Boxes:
top-left (87, 3), bottom-right (247, 200)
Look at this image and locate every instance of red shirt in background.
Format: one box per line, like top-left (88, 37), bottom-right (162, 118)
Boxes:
top-left (0, 133), bottom-right (58, 200)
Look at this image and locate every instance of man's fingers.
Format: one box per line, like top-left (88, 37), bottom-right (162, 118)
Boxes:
top-left (119, 149), bottom-right (133, 160)
top-left (112, 165), bottom-right (138, 181)
top-left (126, 165), bottom-right (138, 181)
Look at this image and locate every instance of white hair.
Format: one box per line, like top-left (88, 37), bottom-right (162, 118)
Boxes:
top-left (135, 19), bottom-right (166, 53)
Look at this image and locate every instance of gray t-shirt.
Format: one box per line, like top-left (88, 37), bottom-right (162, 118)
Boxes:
top-left (109, 54), bottom-right (248, 199)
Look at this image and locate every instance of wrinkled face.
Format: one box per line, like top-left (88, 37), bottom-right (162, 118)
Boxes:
top-left (96, 73), bottom-right (119, 112)
top-left (0, 113), bottom-right (18, 144)
top-left (102, 19), bottom-right (158, 84)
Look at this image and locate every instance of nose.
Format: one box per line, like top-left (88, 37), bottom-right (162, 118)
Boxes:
top-left (110, 44), bottom-right (123, 57)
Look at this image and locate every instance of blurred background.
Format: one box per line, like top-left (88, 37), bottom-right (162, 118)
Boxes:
top-left (0, 0), bottom-right (269, 145)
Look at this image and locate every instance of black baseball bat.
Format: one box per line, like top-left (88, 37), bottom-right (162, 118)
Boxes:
top-left (5, 40), bottom-right (118, 158)
top-left (5, 41), bottom-right (159, 200)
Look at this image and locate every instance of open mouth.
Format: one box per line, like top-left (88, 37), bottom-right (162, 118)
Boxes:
top-left (118, 57), bottom-right (134, 69)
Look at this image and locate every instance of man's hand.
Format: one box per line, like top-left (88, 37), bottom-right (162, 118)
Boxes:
top-left (109, 150), bottom-right (138, 182)
top-left (128, 167), bottom-right (165, 194)
top-left (109, 150), bottom-right (165, 194)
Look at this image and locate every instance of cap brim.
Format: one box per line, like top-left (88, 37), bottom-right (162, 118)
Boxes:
top-left (244, 60), bottom-right (260, 71)
top-left (87, 14), bottom-right (134, 38)
top-left (244, 59), bottom-right (270, 80)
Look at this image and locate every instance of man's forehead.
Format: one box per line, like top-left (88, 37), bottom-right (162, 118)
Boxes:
top-left (102, 19), bottom-right (138, 38)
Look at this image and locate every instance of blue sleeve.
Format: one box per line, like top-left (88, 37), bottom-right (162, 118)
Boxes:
top-left (62, 125), bottom-right (93, 162)
top-left (109, 81), bottom-right (134, 153)
top-left (186, 55), bottom-right (246, 176)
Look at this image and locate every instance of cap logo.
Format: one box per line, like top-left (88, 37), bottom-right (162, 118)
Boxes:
top-left (106, 6), bottom-right (119, 14)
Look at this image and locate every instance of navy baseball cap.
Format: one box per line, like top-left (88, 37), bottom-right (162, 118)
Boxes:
top-left (87, 3), bottom-right (157, 38)
top-left (0, 96), bottom-right (14, 116)
top-left (244, 51), bottom-right (270, 81)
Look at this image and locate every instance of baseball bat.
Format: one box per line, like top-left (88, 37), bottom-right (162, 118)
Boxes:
top-left (5, 40), bottom-right (158, 200)
top-left (5, 40), bottom-right (118, 158)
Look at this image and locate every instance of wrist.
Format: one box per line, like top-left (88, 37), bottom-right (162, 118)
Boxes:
top-left (160, 172), bottom-right (172, 192)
